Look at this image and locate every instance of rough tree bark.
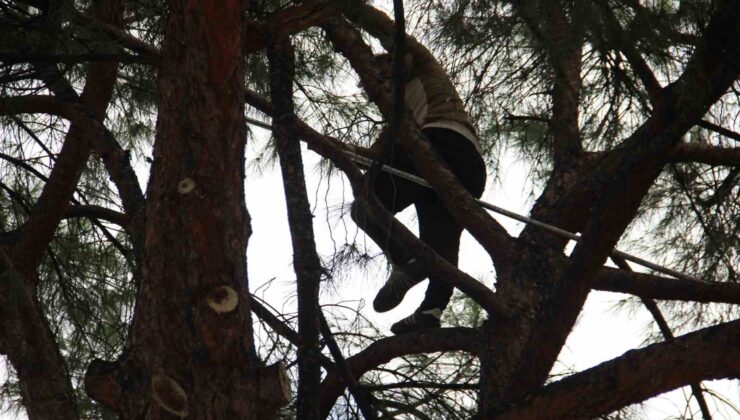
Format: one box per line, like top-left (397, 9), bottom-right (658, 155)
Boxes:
top-left (83, 0), bottom-right (287, 418)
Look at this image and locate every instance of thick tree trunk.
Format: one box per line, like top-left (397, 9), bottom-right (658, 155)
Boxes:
top-left (85, 0), bottom-right (287, 418)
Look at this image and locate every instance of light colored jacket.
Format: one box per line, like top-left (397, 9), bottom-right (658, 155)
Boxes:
top-left (404, 43), bottom-right (481, 154)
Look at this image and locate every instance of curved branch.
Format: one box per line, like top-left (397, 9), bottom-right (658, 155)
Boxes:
top-left (64, 205), bottom-right (129, 227)
top-left (318, 327), bottom-right (479, 418)
top-left (495, 319), bottom-right (740, 420)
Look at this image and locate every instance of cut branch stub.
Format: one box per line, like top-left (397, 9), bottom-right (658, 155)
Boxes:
top-left (206, 285), bottom-right (239, 313)
top-left (151, 374), bottom-right (189, 418)
top-left (257, 362), bottom-right (291, 410)
top-left (177, 177), bottom-right (196, 194)
top-left (84, 359), bottom-right (123, 411)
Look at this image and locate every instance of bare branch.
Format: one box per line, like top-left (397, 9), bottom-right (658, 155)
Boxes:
top-left (698, 120), bottom-right (740, 143)
top-left (63, 205), bottom-right (129, 227)
top-left (495, 319), bottom-right (740, 420)
top-left (669, 143), bottom-right (740, 166)
top-left (594, 266), bottom-right (740, 305)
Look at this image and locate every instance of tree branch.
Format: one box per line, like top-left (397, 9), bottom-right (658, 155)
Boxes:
top-left (318, 327), bottom-right (479, 418)
top-left (594, 2), bottom-right (662, 103)
top-left (610, 256), bottom-right (713, 420)
top-left (593, 266), bottom-right (740, 305)
top-left (495, 319), bottom-right (740, 420)
top-left (0, 95), bottom-right (144, 225)
top-left (510, 0), bottom-right (740, 393)
top-left (318, 312), bottom-right (378, 419)
top-left (249, 295), bottom-right (336, 369)
top-left (0, 255), bottom-right (80, 419)
top-left (7, 1), bottom-right (128, 275)
top-left (698, 120), bottom-right (740, 143)
top-left (0, 52), bottom-right (152, 66)
top-left (71, 3), bottom-right (338, 65)
top-left (517, 1), bottom-right (584, 167)
top-left (244, 89), bottom-right (374, 159)
top-left (669, 143), bottom-right (740, 166)
top-left (63, 205), bottom-right (129, 227)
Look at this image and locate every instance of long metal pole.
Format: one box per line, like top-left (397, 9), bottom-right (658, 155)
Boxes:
top-left (247, 118), bottom-right (700, 282)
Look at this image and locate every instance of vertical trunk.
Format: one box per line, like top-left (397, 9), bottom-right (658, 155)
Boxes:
top-left (85, 0), bottom-right (286, 418)
top-left (133, 0), bottom-right (254, 416)
top-left (267, 36), bottom-right (322, 420)
top-left (477, 244), bottom-right (573, 416)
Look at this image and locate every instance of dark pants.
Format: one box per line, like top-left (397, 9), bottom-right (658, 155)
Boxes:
top-left (352, 127), bottom-right (486, 311)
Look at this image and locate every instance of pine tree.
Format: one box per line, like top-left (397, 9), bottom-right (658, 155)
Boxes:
top-left (0, 0), bottom-right (738, 418)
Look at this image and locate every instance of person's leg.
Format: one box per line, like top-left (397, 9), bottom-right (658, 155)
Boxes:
top-left (350, 182), bottom-right (415, 266)
top-left (390, 198), bottom-right (460, 334)
top-left (349, 148), bottom-right (431, 312)
top-left (390, 127), bottom-right (486, 334)
top-left (417, 203), bottom-right (461, 311)
top-left (360, 170), bottom-right (432, 312)
top-left (350, 148), bottom-right (421, 265)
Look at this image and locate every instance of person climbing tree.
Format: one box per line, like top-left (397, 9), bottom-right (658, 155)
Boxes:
top-left (351, 47), bottom-right (486, 335)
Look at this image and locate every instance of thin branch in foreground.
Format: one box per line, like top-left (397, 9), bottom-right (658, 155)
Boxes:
top-left (669, 143), bottom-right (740, 167)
